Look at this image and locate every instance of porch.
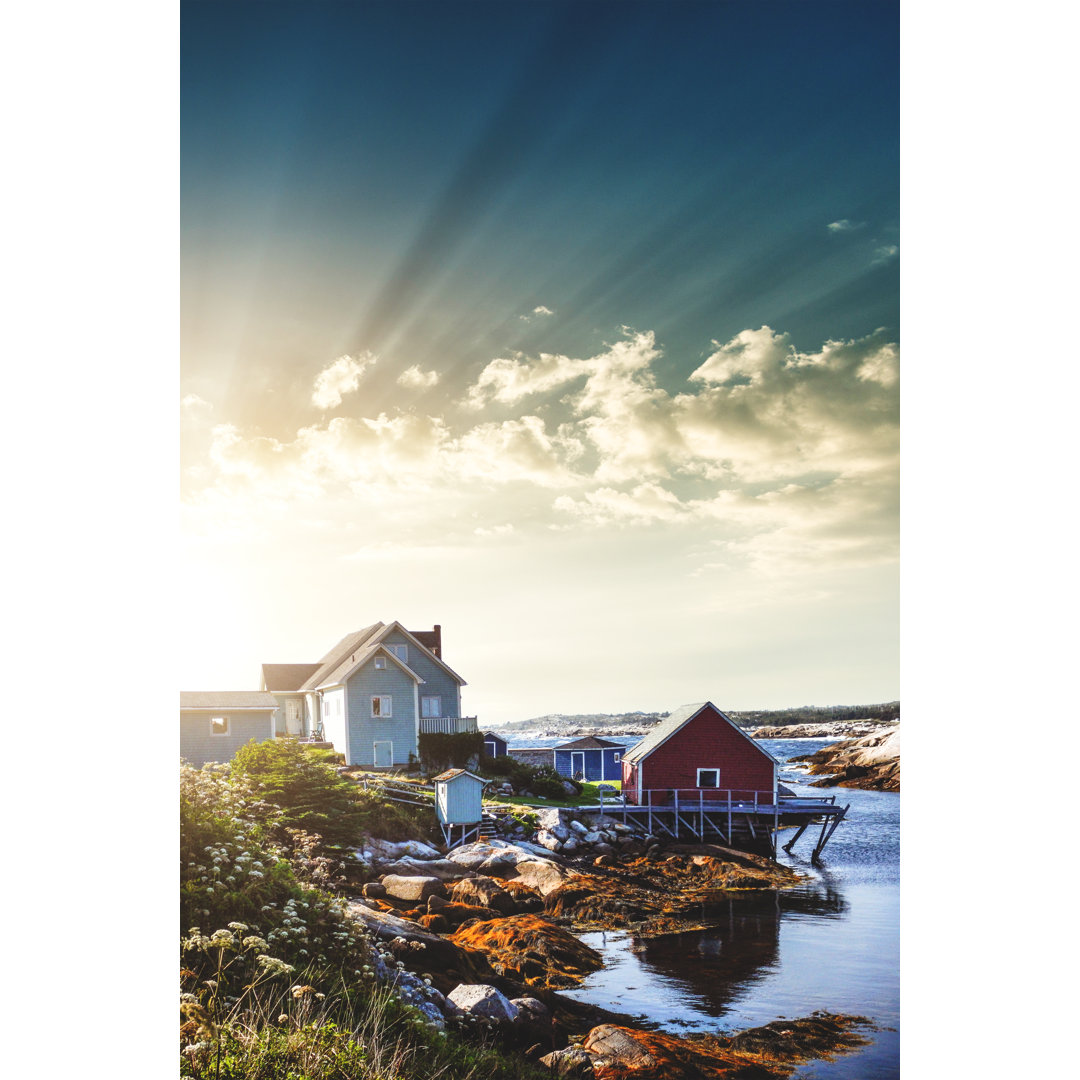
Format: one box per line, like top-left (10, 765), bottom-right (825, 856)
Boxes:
top-left (419, 715), bottom-right (479, 735)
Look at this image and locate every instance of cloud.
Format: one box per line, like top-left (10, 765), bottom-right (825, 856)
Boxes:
top-left (186, 323), bottom-right (898, 579)
top-left (397, 364), bottom-right (440, 389)
top-left (827, 219), bottom-right (864, 232)
top-left (311, 352), bottom-right (377, 410)
top-left (872, 244), bottom-right (899, 264)
top-left (519, 304), bottom-right (555, 321)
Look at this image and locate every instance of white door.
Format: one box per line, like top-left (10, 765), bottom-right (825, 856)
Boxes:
top-left (374, 740), bottom-right (393, 768)
top-left (571, 751), bottom-right (586, 779)
top-left (285, 699), bottom-right (302, 736)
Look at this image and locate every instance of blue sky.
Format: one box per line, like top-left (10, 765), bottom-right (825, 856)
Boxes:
top-left (181, 1), bottom-right (900, 719)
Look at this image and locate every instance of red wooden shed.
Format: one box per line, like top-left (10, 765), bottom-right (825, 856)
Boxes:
top-left (621, 701), bottom-right (778, 805)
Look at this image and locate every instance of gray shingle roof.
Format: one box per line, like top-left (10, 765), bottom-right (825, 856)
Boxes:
top-left (180, 691), bottom-right (278, 710)
top-left (299, 623), bottom-right (385, 691)
top-left (261, 663), bottom-right (321, 692)
top-left (622, 702), bottom-right (779, 765)
top-left (555, 736), bottom-right (624, 750)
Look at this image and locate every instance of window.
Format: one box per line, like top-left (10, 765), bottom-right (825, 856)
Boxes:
top-left (613, 752), bottom-right (621, 763)
top-left (374, 656), bottom-right (387, 670)
top-left (421, 696), bottom-right (441, 718)
top-left (371, 695), bottom-right (392, 718)
top-left (387, 644), bottom-right (408, 662)
top-left (210, 716), bottom-right (229, 736)
top-left (697, 768), bottom-right (720, 788)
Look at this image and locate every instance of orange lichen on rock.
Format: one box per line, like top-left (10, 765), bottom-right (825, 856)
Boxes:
top-left (585, 1013), bottom-right (872, 1079)
top-left (451, 913), bottom-right (604, 989)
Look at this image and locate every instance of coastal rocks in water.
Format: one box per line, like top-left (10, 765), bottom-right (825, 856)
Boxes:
top-left (451, 914), bottom-right (604, 989)
top-left (791, 727), bottom-right (900, 791)
top-left (447, 983), bottom-right (520, 1023)
top-left (584, 1013), bottom-right (871, 1079)
top-left (750, 720), bottom-right (895, 739)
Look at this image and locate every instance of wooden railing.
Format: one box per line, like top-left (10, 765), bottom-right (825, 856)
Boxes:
top-left (419, 715), bottom-right (478, 735)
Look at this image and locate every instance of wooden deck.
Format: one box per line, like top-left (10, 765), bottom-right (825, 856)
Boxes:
top-left (584, 789), bottom-right (850, 861)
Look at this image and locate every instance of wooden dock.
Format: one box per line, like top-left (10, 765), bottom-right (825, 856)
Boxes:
top-left (588, 788), bottom-right (850, 861)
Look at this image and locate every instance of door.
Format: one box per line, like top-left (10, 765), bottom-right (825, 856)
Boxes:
top-left (374, 740), bottom-right (393, 768)
top-left (571, 751), bottom-right (586, 779)
top-left (285, 699), bottom-right (302, 736)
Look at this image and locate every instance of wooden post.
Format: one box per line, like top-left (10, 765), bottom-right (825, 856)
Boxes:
top-left (673, 790), bottom-right (679, 839)
top-left (782, 820), bottom-right (810, 853)
top-left (727, 790), bottom-right (732, 841)
top-left (647, 789), bottom-right (653, 836)
top-left (700, 790), bottom-right (704, 839)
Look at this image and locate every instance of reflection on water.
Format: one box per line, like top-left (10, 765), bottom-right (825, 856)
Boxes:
top-left (563, 738), bottom-right (900, 1080)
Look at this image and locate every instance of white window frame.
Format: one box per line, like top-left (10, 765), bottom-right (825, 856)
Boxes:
top-left (371, 695), bottom-right (392, 718)
top-left (613, 752), bottom-right (621, 763)
top-left (421, 695), bottom-right (441, 718)
top-left (696, 767), bottom-right (720, 788)
top-left (374, 655), bottom-right (387, 670)
top-left (388, 643), bottom-right (408, 662)
top-left (210, 716), bottom-right (229, 736)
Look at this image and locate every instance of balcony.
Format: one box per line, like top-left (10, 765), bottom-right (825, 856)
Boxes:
top-left (419, 715), bottom-right (479, 735)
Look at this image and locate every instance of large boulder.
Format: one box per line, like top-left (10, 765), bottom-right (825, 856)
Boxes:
top-left (513, 859), bottom-right (569, 897)
top-left (447, 984), bottom-right (520, 1023)
top-left (381, 875), bottom-right (446, 903)
top-left (379, 856), bottom-right (469, 881)
top-left (451, 875), bottom-right (517, 914)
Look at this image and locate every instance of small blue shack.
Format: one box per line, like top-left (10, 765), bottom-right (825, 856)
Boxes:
top-left (554, 736), bottom-right (624, 783)
top-left (482, 731), bottom-right (508, 758)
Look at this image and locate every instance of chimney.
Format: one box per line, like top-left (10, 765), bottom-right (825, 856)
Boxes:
top-left (432, 624), bottom-right (442, 657)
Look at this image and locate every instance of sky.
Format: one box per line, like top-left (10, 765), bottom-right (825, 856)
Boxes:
top-left (180, 0), bottom-right (900, 722)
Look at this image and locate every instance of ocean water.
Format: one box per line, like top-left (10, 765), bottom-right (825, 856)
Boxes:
top-left (562, 738), bottom-right (900, 1079)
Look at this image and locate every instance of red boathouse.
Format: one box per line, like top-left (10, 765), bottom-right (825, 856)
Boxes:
top-left (622, 701), bottom-right (778, 805)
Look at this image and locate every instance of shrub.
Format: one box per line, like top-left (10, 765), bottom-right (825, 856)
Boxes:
top-left (417, 731), bottom-right (483, 775)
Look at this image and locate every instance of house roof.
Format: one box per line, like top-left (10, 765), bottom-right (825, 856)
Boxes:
top-left (555, 736), bottom-right (624, 751)
top-left (481, 731), bottom-right (506, 741)
top-left (304, 621), bottom-right (466, 691)
top-left (180, 691), bottom-right (278, 711)
top-left (432, 769), bottom-right (485, 784)
top-left (622, 702), bottom-right (780, 766)
top-left (261, 663), bottom-right (321, 692)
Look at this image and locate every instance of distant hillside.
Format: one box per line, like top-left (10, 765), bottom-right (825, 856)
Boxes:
top-left (488, 702), bottom-right (900, 739)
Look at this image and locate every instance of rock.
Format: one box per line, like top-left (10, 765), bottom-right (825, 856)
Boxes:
top-left (534, 808), bottom-right (571, 841)
top-left (418, 914), bottom-right (449, 933)
top-left (792, 727), bottom-right (900, 791)
top-left (536, 830), bottom-right (563, 852)
top-left (478, 855), bottom-right (518, 878)
top-left (447, 984), bottom-right (520, 1023)
top-left (509, 996), bottom-right (551, 1026)
top-left (593, 843), bottom-right (615, 857)
top-left (362, 882), bottom-right (386, 899)
top-left (412, 1000), bottom-right (445, 1029)
top-left (568, 820), bottom-right (589, 836)
top-left (438, 901), bottom-right (499, 926)
top-left (367, 838), bottom-right (443, 862)
top-left (427, 893), bottom-right (449, 913)
top-left (539, 1046), bottom-right (596, 1077)
top-left (380, 857), bottom-right (469, 881)
top-left (561, 837), bottom-right (580, 855)
top-left (451, 876), bottom-right (517, 914)
top-left (502, 880), bottom-right (544, 911)
top-left (451, 914), bottom-right (603, 989)
top-left (562, 781), bottom-right (579, 795)
top-left (381, 875), bottom-right (446, 903)
top-left (513, 859), bottom-right (569, 897)
top-left (583, 1025), bottom-right (659, 1069)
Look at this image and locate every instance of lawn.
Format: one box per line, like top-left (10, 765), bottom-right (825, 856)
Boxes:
top-left (484, 779), bottom-right (623, 809)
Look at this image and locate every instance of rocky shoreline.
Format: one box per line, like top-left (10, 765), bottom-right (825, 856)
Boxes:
top-left (789, 727), bottom-right (900, 791)
top-left (748, 719), bottom-right (898, 739)
top-left (338, 813), bottom-right (871, 1077)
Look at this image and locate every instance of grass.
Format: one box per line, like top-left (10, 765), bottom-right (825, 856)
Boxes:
top-left (484, 780), bottom-right (623, 810)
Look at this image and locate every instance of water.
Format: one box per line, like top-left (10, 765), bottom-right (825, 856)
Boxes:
top-left (562, 738), bottom-right (900, 1079)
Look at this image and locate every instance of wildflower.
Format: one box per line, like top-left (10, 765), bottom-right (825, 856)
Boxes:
top-left (256, 956), bottom-right (294, 977)
top-left (242, 936), bottom-right (268, 952)
top-left (277, 1013), bottom-right (289, 1023)
top-left (228, 922), bottom-right (249, 933)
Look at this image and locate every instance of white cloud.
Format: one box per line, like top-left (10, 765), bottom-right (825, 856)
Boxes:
top-left (872, 244), bottom-right (899, 264)
top-left (397, 364), bottom-right (440, 389)
top-left (311, 352), bottom-right (377, 410)
top-left (519, 304), bottom-right (555, 321)
top-left (186, 324), bottom-right (898, 581)
top-left (827, 219), bottom-right (865, 232)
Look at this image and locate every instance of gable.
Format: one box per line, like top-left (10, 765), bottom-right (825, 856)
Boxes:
top-left (623, 701), bottom-right (778, 767)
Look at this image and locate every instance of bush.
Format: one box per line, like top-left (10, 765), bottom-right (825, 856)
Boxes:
top-left (477, 754), bottom-right (568, 798)
top-left (229, 739), bottom-right (369, 847)
top-left (417, 731), bottom-right (483, 775)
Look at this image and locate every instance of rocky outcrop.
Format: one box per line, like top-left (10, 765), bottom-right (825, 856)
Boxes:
top-left (451, 914), bottom-right (604, 989)
top-left (790, 727), bottom-right (900, 791)
top-left (750, 719), bottom-right (897, 739)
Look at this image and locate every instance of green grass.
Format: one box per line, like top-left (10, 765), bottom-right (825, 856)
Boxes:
top-left (484, 780), bottom-right (622, 809)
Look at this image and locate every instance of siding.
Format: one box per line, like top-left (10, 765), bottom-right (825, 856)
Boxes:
top-left (384, 630), bottom-right (462, 719)
top-left (554, 747), bottom-right (622, 782)
top-left (180, 711), bottom-right (274, 768)
top-left (345, 658), bottom-right (418, 767)
top-left (436, 775), bottom-right (483, 824)
top-left (625, 704), bottom-right (775, 803)
top-left (483, 735), bottom-right (508, 757)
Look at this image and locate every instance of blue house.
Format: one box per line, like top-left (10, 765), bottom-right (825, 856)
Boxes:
top-left (482, 731), bottom-right (508, 758)
top-left (554, 736), bottom-right (624, 783)
top-left (261, 622), bottom-right (476, 769)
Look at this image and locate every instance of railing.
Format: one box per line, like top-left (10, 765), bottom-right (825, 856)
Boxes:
top-left (624, 788), bottom-right (777, 808)
top-left (419, 715), bottom-right (479, 735)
